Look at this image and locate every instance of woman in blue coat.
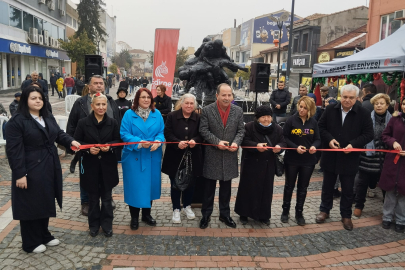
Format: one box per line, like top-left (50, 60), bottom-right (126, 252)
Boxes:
top-left (120, 88), bottom-right (164, 230)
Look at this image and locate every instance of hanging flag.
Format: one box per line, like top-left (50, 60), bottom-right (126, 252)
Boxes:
top-left (151, 28), bottom-right (180, 97)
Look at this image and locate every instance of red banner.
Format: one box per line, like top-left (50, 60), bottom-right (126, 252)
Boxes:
top-left (151, 28), bottom-right (180, 97)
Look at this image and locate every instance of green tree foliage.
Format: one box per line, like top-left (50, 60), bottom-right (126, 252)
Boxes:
top-left (111, 50), bottom-right (133, 70)
top-left (59, 31), bottom-right (96, 75)
top-left (236, 65), bottom-right (251, 80)
top-left (109, 63), bottom-right (118, 74)
top-left (174, 47), bottom-right (189, 77)
top-left (76, 0), bottom-right (107, 43)
top-left (224, 67), bottom-right (235, 80)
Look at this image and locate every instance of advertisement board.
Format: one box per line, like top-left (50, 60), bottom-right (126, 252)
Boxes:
top-left (253, 12), bottom-right (300, 44)
top-left (222, 28), bottom-right (232, 48)
top-left (240, 19), bottom-right (253, 51)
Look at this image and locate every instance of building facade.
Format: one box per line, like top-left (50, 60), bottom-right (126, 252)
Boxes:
top-left (0, 0), bottom-right (70, 91)
top-left (366, 0), bottom-right (405, 47)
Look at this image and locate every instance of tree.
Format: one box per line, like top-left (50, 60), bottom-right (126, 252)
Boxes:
top-left (111, 49), bottom-right (133, 70)
top-left (224, 67), bottom-right (235, 80)
top-left (59, 31), bottom-right (96, 75)
top-left (76, 0), bottom-right (107, 43)
top-left (236, 65), bottom-right (251, 80)
top-left (174, 47), bottom-right (189, 77)
top-left (109, 63), bottom-right (118, 74)
top-left (148, 51), bottom-right (154, 66)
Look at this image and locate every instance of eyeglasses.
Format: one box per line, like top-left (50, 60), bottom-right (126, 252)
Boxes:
top-left (139, 96), bottom-right (151, 99)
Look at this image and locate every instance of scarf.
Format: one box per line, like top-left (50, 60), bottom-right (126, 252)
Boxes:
top-left (217, 101), bottom-right (231, 127)
top-left (136, 107), bottom-right (151, 122)
top-left (254, 120), bottom-right (274, 135)
top-left (365, 110), bottom-right (392, 156)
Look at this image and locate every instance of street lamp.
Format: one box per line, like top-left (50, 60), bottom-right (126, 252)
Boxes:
top-left (268, 12), bottom-right (290, 82)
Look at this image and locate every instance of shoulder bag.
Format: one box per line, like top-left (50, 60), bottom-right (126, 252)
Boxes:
top-left (172, 148), bottom-right (194, 191)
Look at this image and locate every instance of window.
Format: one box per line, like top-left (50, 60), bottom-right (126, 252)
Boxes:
top-left (58, 27), bottom-right (64, 39)
top-left (23, 12), bottom-right (33, 33)
top-left (241, 52), bottom-right (246, 63)
top-left (270, 52), bottom-right (273, 63)
top-left (0, 1), bottom-right (8, 26)
top-left (236, 51), bottom-right (240, 62)
top-left (9, 6), bottom-right (22, 29)
top-left (293, 36), bottom-right (299, 53)
top-left (231, 51), bottom-right (233, 60)
top-left (73, 18), bottom-right (77, 28)
top-left (43, 20), bottom-right (52, 36)
top-left (380, 11), bottom-right (404, 40)
top-left (302, 33), bottom-right (309, 52)
top-left (51, 24), bottom-right (58, 39)
top-left (67, 15), bottom-right (72, 26)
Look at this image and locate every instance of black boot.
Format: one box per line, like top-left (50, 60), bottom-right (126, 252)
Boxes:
top-left (295, 210), bottom-right (306, 226)
top-left (295, 189), bottom-right (308, 226)
top-left (280, 208), bottom-right (289, 223)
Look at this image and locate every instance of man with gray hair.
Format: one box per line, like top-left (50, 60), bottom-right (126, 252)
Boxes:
top-left (316, 84), bottom-right (373, 231)
top-left (20, 71), bottom-right (48, 96)
top-left (199, 83), bottom-right (245, 229)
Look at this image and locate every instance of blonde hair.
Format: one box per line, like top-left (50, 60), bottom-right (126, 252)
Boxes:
top-left (91, 93), bottom-right (108, 104)
top-left (370, 93), bottom-right (390, 106)
top-left (297, 96), bottom-right (316, 119)
top-left (82, 84), bottom-right (89, 96)
top-left (175, 93), bottom-right (198, 110)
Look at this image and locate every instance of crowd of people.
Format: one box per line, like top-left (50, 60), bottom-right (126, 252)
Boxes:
top-left (4, 74), bottom-right (405, 254)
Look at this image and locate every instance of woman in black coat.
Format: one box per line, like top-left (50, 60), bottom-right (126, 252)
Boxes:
top-left (161, 93), bottom-right (202, 224)
top-left (234, 105), bottom-right (287, 225)
top-left (153, 84), bottom-right (172, 123)
top-left (6, 86), bottom-right (80, 253)
top-left (281, 96), bottom-right (321, 226)
top-left (74, 93), bottom-right (121, 237)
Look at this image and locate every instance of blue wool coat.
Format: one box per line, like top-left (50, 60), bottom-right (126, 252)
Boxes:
top-left (120, 109), bottom-right (165, 208)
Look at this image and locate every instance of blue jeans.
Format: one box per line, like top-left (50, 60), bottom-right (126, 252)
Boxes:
top-left (80, 186), bottom-right (89, 204)
top-left (67, 87), bottom-right (73, 95)
top-left (105, 87), bottom-right (110, 95)
top-left (274, 113), bottom-right (286, 117)
top-left (169, 175), bottom-right (195, 210)
top-left (129, 85), bottom-right (134, 93)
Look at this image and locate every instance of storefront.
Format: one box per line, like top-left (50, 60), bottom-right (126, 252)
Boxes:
top-left (289, 54), bottom-right (312, 94)
top-left (0, 38), bottom-right (70, 91)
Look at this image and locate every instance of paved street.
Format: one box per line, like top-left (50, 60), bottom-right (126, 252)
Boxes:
top-left (0, 87), bottom-right (405, 270)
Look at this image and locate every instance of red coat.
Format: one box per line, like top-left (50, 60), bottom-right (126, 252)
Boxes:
top-left (379, 114), bottom-right (405, 194)
top-left (64, 77), bottom-right (75, 87)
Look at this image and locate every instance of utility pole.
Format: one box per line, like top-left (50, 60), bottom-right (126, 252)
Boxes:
top-left (285, 0), bottom-right (295, 86)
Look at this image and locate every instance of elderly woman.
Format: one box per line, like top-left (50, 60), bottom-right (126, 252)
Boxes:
top-left (6, 86), bottom-right (80, 253)
top-left (153, 84), bottom-right (172, 123)
top-left (234, 105), bottom-right (287, 225)
top-left (74, 93), bottom-right (120, 237)
top-left (379, 97), bottom-right (405, 233)
top-left (162, 94), bottom-right (202, 223)
top-left (353, 94), bottom-right (392, 217)
top-left (281, 96), bottom-right (321, 225)
top-left (120, 88), bottom-right (165, 230)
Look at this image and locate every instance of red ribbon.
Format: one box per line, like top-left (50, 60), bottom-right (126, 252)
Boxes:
top-left (71, 141), bottom-right (402, 164)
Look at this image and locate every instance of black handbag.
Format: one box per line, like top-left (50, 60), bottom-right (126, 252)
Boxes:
top-left (264, 135), bottom-right (284, 177)
top-left (172, 149), bottom-right (194, 191)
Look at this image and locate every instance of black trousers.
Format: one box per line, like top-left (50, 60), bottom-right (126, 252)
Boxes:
top-left (51, 85), bottom-right (56, 95)
top-left (20, 218), bottom-right (54, 253)
top-left (282, 164), bottom-right (315, 213)
top-left (129, 202), bottom-right (152, 219)
top-left (320, 171), bottom-right (356, 218)
top-left (354, 170), bottom-right (381, 210)
top-left (201, 178), bottom-right (232, 218)
top-left (88, 183), bottom-right (113, 232)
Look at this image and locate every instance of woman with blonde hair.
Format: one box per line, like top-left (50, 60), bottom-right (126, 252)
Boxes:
top-left (353, 93), bottom-right (392, 217)
top-left (281, 96), bottom-right (321, 225)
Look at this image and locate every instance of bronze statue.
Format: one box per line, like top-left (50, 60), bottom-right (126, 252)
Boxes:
top-left (178, 38), bottom-right (248, 100)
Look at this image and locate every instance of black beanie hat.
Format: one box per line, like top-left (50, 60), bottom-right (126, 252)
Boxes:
top-left (116, 87), bottom-right (128, 97)
top-left (255, 105), bottom-right (273, 118)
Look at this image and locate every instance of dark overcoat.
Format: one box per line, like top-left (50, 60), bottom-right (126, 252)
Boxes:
top-left (379, 115), bottom-right (405, 195)
top-left (74, 113), bottom-right (120, 192)
top-left (318, 102), bottom-right (374, 175)
top-left (234, 121), bottom-right (287, 220)
top-left (199, 102), bottom-right (245, 181)
top-left (6, 114), bottom-right (74, 220)
top-left (161, 109), bottom-right (203, 178)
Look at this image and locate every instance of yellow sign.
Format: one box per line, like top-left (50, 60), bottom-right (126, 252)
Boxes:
top-left (301, 77), bottom-right (312, 89)
top-left (336, 50), bottom-right (354, 58)
top-left (318, 52), bottom-right (330, 63)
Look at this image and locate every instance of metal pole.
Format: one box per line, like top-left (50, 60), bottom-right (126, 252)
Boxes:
top-left (286, 0), bottom-right (295, 85)
top-left (276, 21), bottom-right (283, 82)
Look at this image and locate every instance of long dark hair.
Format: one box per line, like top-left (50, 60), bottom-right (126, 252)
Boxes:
top-left (131, 88), bottom-right (155, 112)
top-left (17, 86), bottom-right (49, 118)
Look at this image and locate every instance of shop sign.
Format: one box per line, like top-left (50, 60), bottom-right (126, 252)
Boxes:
top-left (318, 52), bottom-right (330, 63)
top-left (335, 50), bottom-right (355, 58)
top-left (46, 50), bottom-right (59, 58)
top-left (9, 43), bottom-right (31, 54)
top-left (292, 55), bottom-right (311, 68)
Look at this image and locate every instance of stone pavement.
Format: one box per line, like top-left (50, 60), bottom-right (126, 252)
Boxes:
top-left (0, 87), bottom-right (405, 269)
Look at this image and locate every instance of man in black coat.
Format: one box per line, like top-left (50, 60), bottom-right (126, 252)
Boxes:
top-left (361, 83), bottom-right (377, 112)
top-left (50, 73), bottom-right (57, 96)
top-left (75, 76), bottom-right (85, 96)
top-left (142, 77), bottom-right (149, 88)
top-left (316, 84), bottom-right (374, 231)
top-left (66, 75), bottom-right (121, 216)
top-left (269, 81), bottom-right (291, 117)
top-left (21, 71), bottom-right (49, 96)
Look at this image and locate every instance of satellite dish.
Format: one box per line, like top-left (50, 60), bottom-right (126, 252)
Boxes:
top-left (279, 12), bottom-right (290, 22)
top-left (268, 15), bottom-right (278, 22)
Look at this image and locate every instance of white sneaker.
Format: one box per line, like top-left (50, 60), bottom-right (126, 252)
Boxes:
top-left (182, 205), bottom-right (195, 220)
top-left (172, 209), bottom-right (181, 224)
top-left (45, 239), bottom-right (60, 246)
top-left (32, 244), bottom-right (46, 253)
top-left (368, 188), bottom-right (376, 198)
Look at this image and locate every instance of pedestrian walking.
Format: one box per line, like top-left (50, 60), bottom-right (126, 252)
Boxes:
top-left (56, 76), bottom-right (64, 99)
top-left (6, 85), bottom-right (80, 253)
top-left (75, 76), bottom-right (85, 96)
top-left (50, 73), bottom-right (57, 96)
top-left (64, 74), bottom-right (75, 96)
top-left (142, 77), bottom-right (149, 88)
top-left (120, 88), bottom-right (164, 230)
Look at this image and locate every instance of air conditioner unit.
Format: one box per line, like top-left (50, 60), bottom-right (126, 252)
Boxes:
top-left (60, 10), bottom-right (65, 16)
top-left (395, 10), bottom-right (404, 19)
top-left (29, 27), bottom-right (38, 36)
top-left (39, 35), bottom-right (44, 45)
top-left (39, 0), bottom-right (45, 4)
top-left (49, 2), bottom-right (55, 10)
top-left (29, 28), bottom-right (39, 44)
top-left (54, 40), bottom-right (59, 48)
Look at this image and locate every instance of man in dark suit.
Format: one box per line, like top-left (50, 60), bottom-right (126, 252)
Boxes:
top-left (316, 84), bottom-right (374, 231)
top-left (199, 83), bottom-right (245, 229)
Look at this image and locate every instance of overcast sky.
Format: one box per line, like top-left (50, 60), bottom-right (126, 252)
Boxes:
top-left (72, 0), bottom-right (369, 52)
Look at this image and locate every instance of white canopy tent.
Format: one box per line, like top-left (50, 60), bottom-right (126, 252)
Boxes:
top-left (313, 24), bottom-right (405, 77)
